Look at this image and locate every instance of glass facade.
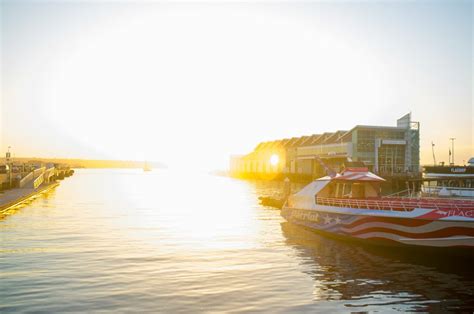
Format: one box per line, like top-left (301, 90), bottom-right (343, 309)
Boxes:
top-left (352, 126), bottom-right (419, 175)
top-left (298, 143), bottom-right (349, 157)
top-left (355, 129), bottom-right (405, 154)
top-left (377, 144), bottom-right (405, 174)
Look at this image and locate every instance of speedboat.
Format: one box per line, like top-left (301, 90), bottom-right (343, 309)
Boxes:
top-left (281, 166), bottom-right (474, 248)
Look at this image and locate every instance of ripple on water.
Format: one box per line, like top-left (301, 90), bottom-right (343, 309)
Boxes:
top-left (1, 169), bottom-right (473, 313)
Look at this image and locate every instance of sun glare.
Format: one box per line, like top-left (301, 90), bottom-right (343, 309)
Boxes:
top-left (270, 154), bottom-right (279, 166)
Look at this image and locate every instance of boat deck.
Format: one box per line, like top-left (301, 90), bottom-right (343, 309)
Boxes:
top-left (316, 196), bottom-right (474, 212)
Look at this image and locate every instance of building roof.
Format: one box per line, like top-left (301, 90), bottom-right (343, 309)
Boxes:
top-left (299, 134), bottom-right (320, 147)
top-left (311, 132), bottom-right (334, 145)
top-left (350, 125), bottom-right (408, 132)
top-left (284, 137), bottom-right (299, 148)
top-left (339, 130), bottom-right (353, 142)
top-left (254, 142), bottom-right (266, 151)
top-left (268, 140), bottom-right (283, 149)
top-left (290, 136), bottom-right (309, 147)
top-left (280, 138), bottom-right (291, 147)
top-left (322, 130), bottom-right (348, 144)
top-left (250, 113), bottom-right (414, 154)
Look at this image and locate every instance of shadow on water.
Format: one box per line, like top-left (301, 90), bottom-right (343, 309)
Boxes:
top-left (280, 222), bottom-right (474, 313)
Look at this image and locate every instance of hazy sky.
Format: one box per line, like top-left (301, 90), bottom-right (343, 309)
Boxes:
top-left (1, 0), bottom-right (473, 170)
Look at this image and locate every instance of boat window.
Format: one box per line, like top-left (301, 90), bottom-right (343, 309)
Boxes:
top-left (423, 181), bottom-right (433, 187)
top-left (327, 184), bottom-right (336, 198)
top-left (342, 183), bottom-right (352, 197)
top-left (352, 183), bottom-right (365, 198)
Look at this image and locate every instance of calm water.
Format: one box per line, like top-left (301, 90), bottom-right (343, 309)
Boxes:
top-left (1, 169), bottom-right (473, 313)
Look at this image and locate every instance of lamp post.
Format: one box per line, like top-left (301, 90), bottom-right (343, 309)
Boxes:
top-left (450, 138), bottom-right (456, 165)
top-left (6, 146), bottom-right (12, 188)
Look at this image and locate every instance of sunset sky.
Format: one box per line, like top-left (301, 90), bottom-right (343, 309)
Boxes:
top-left (1, 1), bottom-right (472, 170)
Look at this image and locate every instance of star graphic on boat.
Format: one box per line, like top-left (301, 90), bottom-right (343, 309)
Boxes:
top-left (323, 215), bottom-right (332, 224)
top-left (334, 216), bottom-right (342, 224)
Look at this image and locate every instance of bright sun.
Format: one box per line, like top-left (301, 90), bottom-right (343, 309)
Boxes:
top-left (270, 154), bottom-right (279, 166)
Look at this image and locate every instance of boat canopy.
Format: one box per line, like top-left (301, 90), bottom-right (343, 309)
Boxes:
top-left (332, 167), bottom-right (385, 182)
top-left (287, 168), bottom-right (385, 209)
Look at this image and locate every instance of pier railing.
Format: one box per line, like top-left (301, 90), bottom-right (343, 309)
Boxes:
top-left (33, 167), bottom-right (46, 179)
top-left (316, 197), bottom-right (474, 212)
top-left (19, 172), bottom-right (34, 188)
top-left (18, 167), bottom-right (47, 189)
top-left (33, 174), bottom-right (44, 189)
top-left (43, 167), bottom-right (56, 183)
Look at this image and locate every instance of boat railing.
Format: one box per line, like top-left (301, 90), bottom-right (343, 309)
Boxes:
top-left (382, 189), bottom-right (412, 198)
top-left (316, 196), bottom-right (474, 212)
top-left (422, 186), bottom-right (474, 192)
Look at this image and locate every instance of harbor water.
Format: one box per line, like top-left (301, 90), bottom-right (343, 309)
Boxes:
top-left (1, 169), bottom-right (473, 313)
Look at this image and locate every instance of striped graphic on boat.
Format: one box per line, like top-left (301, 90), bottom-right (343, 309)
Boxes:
top-left (282, 208), bottom-right (474, 247)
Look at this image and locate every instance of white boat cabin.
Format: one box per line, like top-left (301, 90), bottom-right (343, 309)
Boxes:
top-left (288, 167), bottom-right (386, 209)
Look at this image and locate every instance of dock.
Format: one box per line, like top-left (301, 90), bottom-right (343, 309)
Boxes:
top-left (0, 182), bottom-right (60, 214)
top-left (0, 161), bottom-right (74, 215)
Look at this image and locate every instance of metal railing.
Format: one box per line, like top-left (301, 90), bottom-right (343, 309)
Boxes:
top-left (19, 171), bottom-right (34, 188)
top-left (316, 196), bottom-right (474, 212)
top-left (33, 173), bottom-right (44, 189)
top-left (43, 167), bottom-right (56, 182)
top-left (383, 189), bottom-right (412, 197)
top-left (422, 185), bottom-right (474, 198)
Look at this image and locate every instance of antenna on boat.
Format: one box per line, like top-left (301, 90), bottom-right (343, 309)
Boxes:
top-left (431, 142), bottom-right (437, 166)
top-left (314, 155), bottom-right (337, 177)
top-left (449, 138), bottom-right (456, 165)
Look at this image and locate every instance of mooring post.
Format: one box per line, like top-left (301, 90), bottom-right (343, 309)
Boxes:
top-left (284, 177), bottom-right (291, 199)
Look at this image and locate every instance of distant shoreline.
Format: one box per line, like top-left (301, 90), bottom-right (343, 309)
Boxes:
top-left (9, 157), bottom-right (167, 169)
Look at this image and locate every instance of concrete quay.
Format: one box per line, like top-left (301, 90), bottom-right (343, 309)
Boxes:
top-left (0, 161), bottom-right (74, 215)
top-left (0, 182), bottom-right (60, 214)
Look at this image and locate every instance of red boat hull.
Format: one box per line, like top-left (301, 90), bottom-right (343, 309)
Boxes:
top-left (281, 207), bottom-right (474, 248)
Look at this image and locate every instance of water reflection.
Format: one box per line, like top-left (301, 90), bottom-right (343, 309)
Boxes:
top-left (280, 222), bottom-right (474, 312)
top-left (1, 170), bottom-right (473, 313)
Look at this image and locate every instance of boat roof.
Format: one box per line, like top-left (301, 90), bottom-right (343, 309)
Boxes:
top-left (288, 169), bottom-right (384, 209)
top-left (316, 167), bottom-right (386, 183)
top-left (468, 157), bottom-right (474, 165)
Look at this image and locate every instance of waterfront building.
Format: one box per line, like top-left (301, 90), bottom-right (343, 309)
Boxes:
top-left (230, 113), bottom-right (420, 187)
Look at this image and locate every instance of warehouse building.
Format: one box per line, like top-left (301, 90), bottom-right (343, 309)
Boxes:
top-left (230, 113), bottom-right (420, 185)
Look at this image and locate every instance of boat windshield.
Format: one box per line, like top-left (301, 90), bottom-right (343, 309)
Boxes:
top-left (423, 179), bottom-right (474, 188)
top-left (318, 181), bottom-right (381, 199)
